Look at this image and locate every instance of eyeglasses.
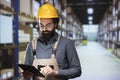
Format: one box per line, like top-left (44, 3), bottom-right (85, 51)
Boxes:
top-left (39, 23), bottom-right (54, 29)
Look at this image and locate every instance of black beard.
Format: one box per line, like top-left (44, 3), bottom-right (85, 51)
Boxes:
top-left (41, 30), bottom-right (55, 41)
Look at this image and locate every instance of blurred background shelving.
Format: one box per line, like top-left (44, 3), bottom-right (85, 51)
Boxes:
top-left (1, 0), bottom-right (120, 80)
top-left (97, 0), bottom-right (120, 59)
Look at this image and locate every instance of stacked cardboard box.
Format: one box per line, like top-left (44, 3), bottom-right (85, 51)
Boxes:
top-left (19, 24), bottom-right (33, 42)
top-left (32, 0), bottom-right (39, 17)
top-left (0, 0), bottom-right (11, 7)
top-left (19, 0), bottom-right (32, 16)
top-left (0, 15), bottom-right (13, 44)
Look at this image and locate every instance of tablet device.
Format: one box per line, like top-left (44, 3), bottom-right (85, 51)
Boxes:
top-left (38, 65), bottom-right (54, 71)
top-left (18, 64), bottom-right (44, 77)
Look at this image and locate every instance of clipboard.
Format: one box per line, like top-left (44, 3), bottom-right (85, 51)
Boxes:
top-left (18, 64), bottom-right (44, 77)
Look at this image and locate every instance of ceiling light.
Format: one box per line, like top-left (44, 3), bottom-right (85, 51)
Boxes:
top-left (89, 21), bottom-right (93, 24)
top-left (88, 16), bottom-right (93, 20)
top-left (87, 8), bottom-right (93, 14)
top-left (87, 0), bottom-right (93, 1)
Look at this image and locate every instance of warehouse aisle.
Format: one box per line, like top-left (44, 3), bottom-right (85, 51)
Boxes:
top-left (70, 42), bottom-right (120, 80)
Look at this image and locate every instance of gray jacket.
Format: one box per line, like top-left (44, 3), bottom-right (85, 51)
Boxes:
top-left (25, 32), bottom-right (82, 80)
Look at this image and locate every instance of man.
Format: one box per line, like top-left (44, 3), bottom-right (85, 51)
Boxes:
top-left (23, 3), bottom-right (82, 80)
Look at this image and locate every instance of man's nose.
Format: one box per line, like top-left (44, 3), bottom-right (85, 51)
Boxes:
top-left (42, 27), bottom-right (48, 31)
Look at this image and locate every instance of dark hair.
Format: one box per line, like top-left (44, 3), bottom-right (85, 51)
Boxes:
top-left (52, 18), bottom-right (59, 29)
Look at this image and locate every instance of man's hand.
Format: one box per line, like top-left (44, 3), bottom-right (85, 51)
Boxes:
top-left (41, 65), bottom-right (58, 76)
top-left (22, 71), bottom-right (33, 79)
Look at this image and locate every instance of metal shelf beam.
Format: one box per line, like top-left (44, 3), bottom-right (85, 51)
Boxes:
top-left (13, 0), bottom-right (19, 78)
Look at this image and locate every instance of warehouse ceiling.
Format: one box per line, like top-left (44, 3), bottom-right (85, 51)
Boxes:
top-left (67, 0), bottom-right (113, 24)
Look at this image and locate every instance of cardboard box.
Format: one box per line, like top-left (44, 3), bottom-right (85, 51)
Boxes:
top-left (0, 0), bottom-right (11, 7)
top-left (20, 0), bottom-right (32, 15)
top-left (0, 15), bottom-right (13, 44)
top-left (19, 24), bottom-right (33, 41)
top-left (48, 0), bottom-right (54, 5)
top-left (32, 0), bottom-right (39, 17)
top-left (118, 1), bottom-right (120, 11)
top-left (19, 51), bottom-right (26, 64)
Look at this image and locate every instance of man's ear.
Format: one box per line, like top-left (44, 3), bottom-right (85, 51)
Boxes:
top-left (55, 24), bottom-right (57, 28)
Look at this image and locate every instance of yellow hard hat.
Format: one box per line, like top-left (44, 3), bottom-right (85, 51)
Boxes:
top-left (37, 3), bottom-right (58, 18)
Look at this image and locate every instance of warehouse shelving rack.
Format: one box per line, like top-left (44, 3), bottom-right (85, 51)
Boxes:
top-left (0, 0), bottom-right (20, 79)
top-left (0, 0), bottom-right (38, 79)
top-left (66, 7), bottom-right (83, 45)
top-left (97, 0), bottom-right (120, 58)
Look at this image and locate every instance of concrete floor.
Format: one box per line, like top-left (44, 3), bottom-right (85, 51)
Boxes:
top-left (70, 42), bottom-right (120, 80)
